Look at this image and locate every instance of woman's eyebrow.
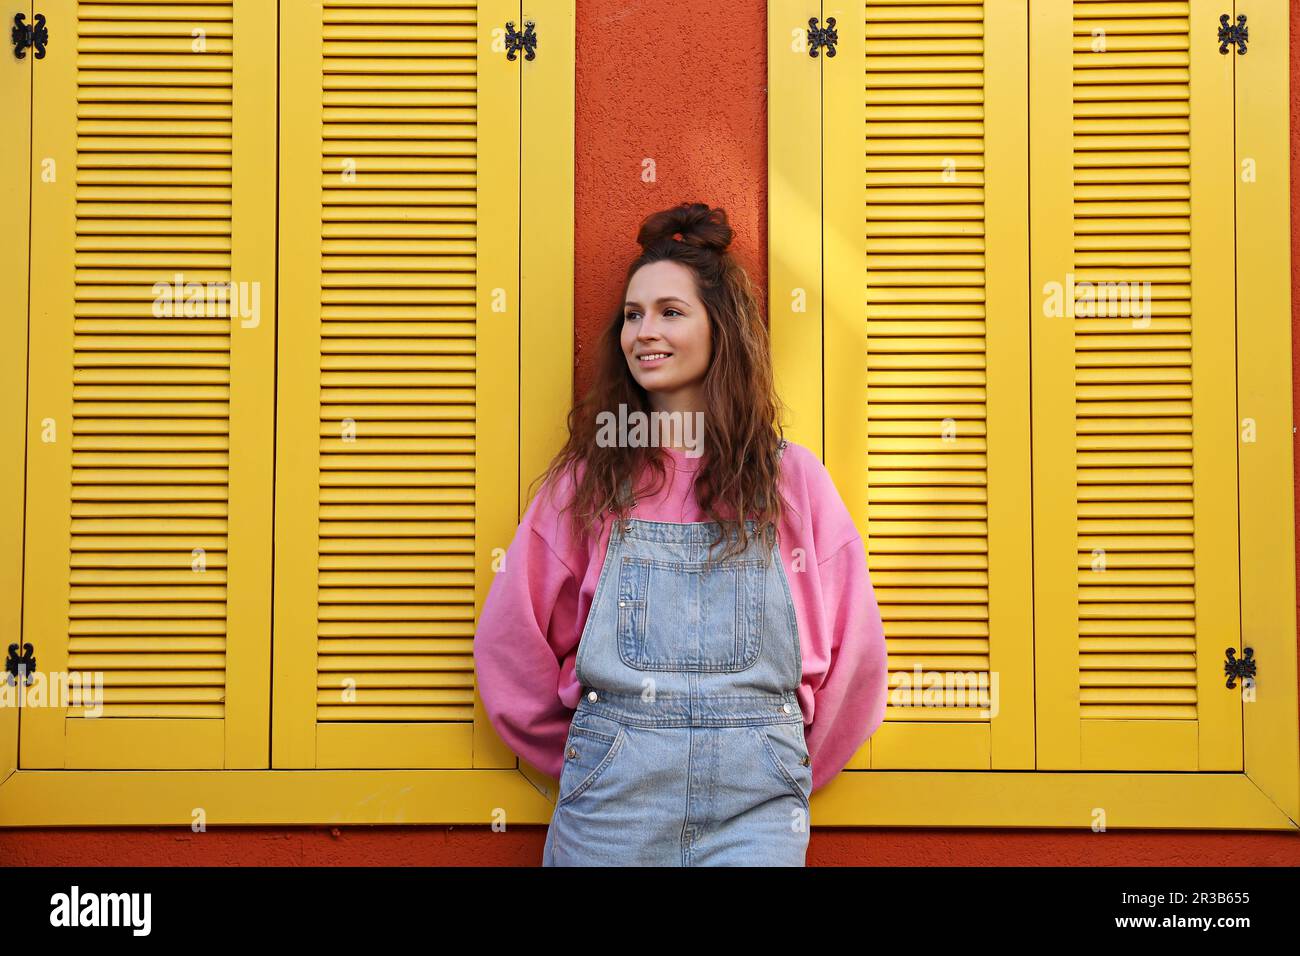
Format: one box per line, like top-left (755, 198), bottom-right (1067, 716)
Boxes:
top-left (624, 296), bottom-right (689, 308)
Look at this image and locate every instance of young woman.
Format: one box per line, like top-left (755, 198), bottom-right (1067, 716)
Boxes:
top-left (473, 202), bottom-right (888, 866)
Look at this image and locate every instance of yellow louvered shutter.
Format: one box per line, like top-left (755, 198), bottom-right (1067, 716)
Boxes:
top-left (274, 0), bottom-right (519, 768)
top-left (21, 0), bottom-right (276, 768)
top-left (1029, 0), bottom-right (1241, 770)
top-left (822, 0), bottom-right (1034, 770)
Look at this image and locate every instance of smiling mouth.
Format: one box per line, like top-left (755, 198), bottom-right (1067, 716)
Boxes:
top-left (637, 352), bottom-right (672, 362)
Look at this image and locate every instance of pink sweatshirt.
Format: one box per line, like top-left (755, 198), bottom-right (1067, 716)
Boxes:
top-left (473, 440), bottom-right (888, 794)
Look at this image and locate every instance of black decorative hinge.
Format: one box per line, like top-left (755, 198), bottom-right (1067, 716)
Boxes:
top-left (807, 16), bottom-right (837, 58)
top-left (1224, 646), bottom-right (1255, 689)
top-left (12, 12), bottom-right (49, 60)
top-left (1217, 14), bottom-right (1248, 55)
top-left (505, 19), bottom-right (537, 61)
top-left (5, 642), bottom-right (36, 687)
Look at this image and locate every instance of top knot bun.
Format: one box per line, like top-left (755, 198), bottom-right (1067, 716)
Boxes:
top-left (637, 202), bottom-right (733, 254)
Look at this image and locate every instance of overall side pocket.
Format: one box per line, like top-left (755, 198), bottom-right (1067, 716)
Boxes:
top-left (556, 720), bottom-right (627, 808)
top-left (753, 721), bottom-right (812, 811)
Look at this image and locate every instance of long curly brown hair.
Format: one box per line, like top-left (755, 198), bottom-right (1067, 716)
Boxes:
top-left (528, 201), bottom-right (793, 565)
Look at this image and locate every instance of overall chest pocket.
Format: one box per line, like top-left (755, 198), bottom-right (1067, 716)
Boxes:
top-left (616, 554), bottom-right (765, 672)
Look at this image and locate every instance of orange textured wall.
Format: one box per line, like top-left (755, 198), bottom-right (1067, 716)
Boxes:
top-left (2, 0), bottom-right (1297, 866)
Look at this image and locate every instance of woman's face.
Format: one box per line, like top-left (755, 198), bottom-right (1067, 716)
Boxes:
top-left (621, 259), bottom-right (712, 403)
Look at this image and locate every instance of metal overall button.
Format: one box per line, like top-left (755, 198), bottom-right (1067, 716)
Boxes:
top-left (615, 553), bottom-right (766, 672)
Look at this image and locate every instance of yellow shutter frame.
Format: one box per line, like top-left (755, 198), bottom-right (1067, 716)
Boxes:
top-left (769, 0), bottom-right (824, 456)
top-left (505, 0), bottom-right (577, 792)
top-left (21, 0), bottom-right (277, 769)
top-left (274, 0), bottom-right (532, 770)
top-left (1030, 0), bottom-right (1242, 770)
top-left (821, 0), bottom-right (1034, 771)
top-left (0, 0), bottom-right (34, 783)
top-left (1235, 0), bottom-right (1300, 818)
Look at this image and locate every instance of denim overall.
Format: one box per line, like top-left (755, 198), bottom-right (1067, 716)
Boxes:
top-left (542, 440), bottom-right (812, 866)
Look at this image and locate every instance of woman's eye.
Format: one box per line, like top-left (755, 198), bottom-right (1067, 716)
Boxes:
top-left (624, 308), bottom-right (680, 320)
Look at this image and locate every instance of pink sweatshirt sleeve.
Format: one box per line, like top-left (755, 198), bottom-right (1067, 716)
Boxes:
top-left (472, 478), bottom-right (582, 780)
top-left (804, 537), bottom-right (890, 794)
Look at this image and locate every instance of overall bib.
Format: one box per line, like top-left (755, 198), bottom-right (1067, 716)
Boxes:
top-left (542, 442), bottom-right (812, 866)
